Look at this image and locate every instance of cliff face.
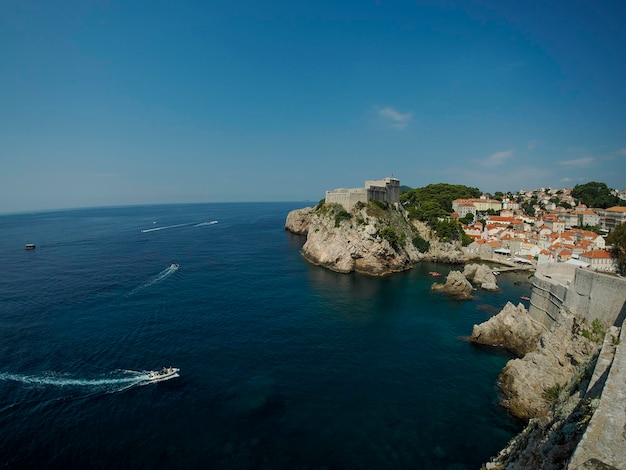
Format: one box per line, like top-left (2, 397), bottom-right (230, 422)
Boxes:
top-left (285, 203), bottom-right (467, 275)
top-left (286, 203), bottom-right (421, 276)
top-left (498, 313), bottom-right (599, 420)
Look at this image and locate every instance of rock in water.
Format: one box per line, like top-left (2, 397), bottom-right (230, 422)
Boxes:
top-left (431, 270), bottom-right (473, 299)
top-left (469, 301), bottom-right (542, 356)
top-left (463, 263), bottom-right (499, 291)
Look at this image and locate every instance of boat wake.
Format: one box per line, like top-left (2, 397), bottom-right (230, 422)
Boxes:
top-left (0, 369), bottom-right (179, 392)
top-left (141, 220), bottom-right (218, 232)
top-left (194, 220), bottom-right (218, 227)
top-left (141, 222), bottom-right (192, 233)
top-left (127, 264), bottom-right (179, 296)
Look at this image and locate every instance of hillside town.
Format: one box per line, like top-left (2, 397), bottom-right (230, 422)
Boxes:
top-left (453, 187), bottom-right (626, 272)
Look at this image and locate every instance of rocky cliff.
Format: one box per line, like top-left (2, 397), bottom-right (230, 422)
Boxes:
top-left (285, 202), bottom-right (422, 275)
top-left (474, 294), bottom-right (611, 468)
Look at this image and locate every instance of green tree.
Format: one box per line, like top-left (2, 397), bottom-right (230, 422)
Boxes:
top-left (460, 212), bottom-right (474, 225)
top-left (400, 183), bottom-right (481, 216)
top-left (572, 182), bottom-right (622, 208)
top-left (607, 222), bottom-right (626, 273)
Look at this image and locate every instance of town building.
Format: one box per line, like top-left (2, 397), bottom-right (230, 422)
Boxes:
top-left (599, 206), bottom-right (626, 232)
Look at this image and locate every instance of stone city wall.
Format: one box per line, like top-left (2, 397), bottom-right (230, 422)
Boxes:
top-left (529, 264), bottom-right (626, 329)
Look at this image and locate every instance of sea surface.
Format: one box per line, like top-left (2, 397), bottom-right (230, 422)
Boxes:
top-left (0, 202), bottom-right (529, 469)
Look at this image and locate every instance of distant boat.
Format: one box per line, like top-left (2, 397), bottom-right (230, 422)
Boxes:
top-left (147, 367), bottom-right (179, 381)
top-left (170, 263), bottom-right (179, 270)
top-left (429, 271), bottom-right (443, 277)
top-left (520, 296), bottom-right (531, 301)
top-left (25, 244), bottom-right (36, 250)
top-left (493, 271), bottom-right (500, 275)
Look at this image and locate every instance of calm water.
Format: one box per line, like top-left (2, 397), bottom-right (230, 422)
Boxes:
top-left (0, 203), bottom-right (528, 469)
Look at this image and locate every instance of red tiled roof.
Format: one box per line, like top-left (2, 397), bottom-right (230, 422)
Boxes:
top-left (581, 250), bottom-right (615, 259)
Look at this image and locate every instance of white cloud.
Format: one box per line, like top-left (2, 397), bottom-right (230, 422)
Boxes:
top-left (377, 106), bottom-right (413, 130)
top-left (558, 157), bottom-right (594, 166)
top-left (560, 177), bottom-right (573, 183)
top-left (618, 148), bottom-right (626, 156)
top-left (480, 150), bottom-right (513, 167)
top-left (527, 140), bottom-right (539, 150)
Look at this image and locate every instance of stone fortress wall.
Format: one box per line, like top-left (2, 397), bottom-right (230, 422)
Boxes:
top-left (325, 177), bottom-right (400, 211)
top-left (530, 264), bottom-right (626, 329)
top-left (527, 264), bottom-right (626, 468)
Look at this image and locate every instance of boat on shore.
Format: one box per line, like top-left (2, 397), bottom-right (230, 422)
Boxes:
top-left (147, 367), bottom-right (179, 381)
top-left (520, 296), bottom-right (531, 301)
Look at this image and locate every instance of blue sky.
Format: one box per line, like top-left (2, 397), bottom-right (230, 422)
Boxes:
top-left (2, 0), bottom-right (625, 213)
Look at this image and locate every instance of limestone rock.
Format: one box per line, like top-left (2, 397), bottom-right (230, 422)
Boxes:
top-left (498, 314), bottom-right (599, 420)
top-left (410, 220), bottom-right (468, 264)
top-left (284, 207), bottom-right (314, 235)
top-left (431, 270), bottom-right (473, 299)
top-left (463, 263), bottom-right (499, 291)
top-left (470, 301), bottom-right (542, 356)
top-left (288, 203), bottom-right (421, 276)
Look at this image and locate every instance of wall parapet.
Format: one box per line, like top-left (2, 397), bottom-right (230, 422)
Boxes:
top-left (529, 264), bottom-right (626, 329)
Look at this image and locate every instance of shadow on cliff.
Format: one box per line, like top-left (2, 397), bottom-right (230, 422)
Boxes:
top-left (613, 300), bottom-right (626, 327)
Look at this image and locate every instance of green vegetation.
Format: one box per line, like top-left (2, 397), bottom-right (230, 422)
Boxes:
top-left (607, 222), bottom-right (626, 273)
top-left (400, 183), bottom-right (481, 219)
top-left (581, 318), bottom-right (606, 344)
top-left (433, 219), bottom-right (473, 246)
top-left (542, 383), bottom-right (564, 405)
top-left (334, 208), bottom-right (352, 227)
top-left (412, 235), bottom-right (430, 253)
top-left (571, 182), bottom-right (622, 208)
top-left (399, 183), bottom-right (479, 245)
top-left (380, 226), bottom-right (405, 250)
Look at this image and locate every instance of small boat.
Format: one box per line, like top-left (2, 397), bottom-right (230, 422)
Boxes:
top-left (520, 296), bottom-right (531, 301)
top-left (25, 243), bottom-right (36, 250)
top-left (493, 271), bottom-right (500, 275)
top-left (170, 263), bottom-right (179, 270)
top-left (429, 271), bottom-right (443, 277)
top-left (147, 367), bottom-right (179, 381)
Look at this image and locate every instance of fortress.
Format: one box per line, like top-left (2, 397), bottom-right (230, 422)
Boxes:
top-left (325, 177), bottom-right (400, 211)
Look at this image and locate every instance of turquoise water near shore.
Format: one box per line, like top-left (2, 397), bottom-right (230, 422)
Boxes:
top-left (0, 202), bottom-right (528, 468)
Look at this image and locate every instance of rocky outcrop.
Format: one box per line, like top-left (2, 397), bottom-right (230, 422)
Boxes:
top-left (411, 220), bottom-right (467, 264)
top-left (431, 270), bottom-right (474, 299)
top-left (286, 202), bottom-right (421, 276)
top-left (284, 207), bottom-right (315, 235)
top-left (470, 302), bottom-right (543, 356)
top-left (498, 313), bottom-right (599, 420)
top-left (463, 263), bottom-right (499, 291)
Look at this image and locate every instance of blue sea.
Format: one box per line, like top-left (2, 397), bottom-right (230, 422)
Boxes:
top-left (0, 202), bottom-right (527, 469)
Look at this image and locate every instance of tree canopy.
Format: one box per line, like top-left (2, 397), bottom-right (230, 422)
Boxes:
top-left (400, 183), bottom-right (481, 218)
top-left (571, 182), bottom-right (622, 209)
top-left (607, 222), bottom-right (626, 274)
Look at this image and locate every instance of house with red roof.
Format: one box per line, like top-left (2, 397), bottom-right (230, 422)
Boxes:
top-left (579, 250), bottom-right (618, 273)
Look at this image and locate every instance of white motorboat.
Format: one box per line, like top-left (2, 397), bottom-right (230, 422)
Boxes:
top-left (147, 367), bottom-right (179, 381)
top-left (170, 263), bottom-right (179, 270)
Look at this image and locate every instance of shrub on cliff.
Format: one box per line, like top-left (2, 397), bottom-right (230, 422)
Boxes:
top-left (412, 235), bottom-right (430, 253)
top-left (380, 226), bottom-right (405, 250)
